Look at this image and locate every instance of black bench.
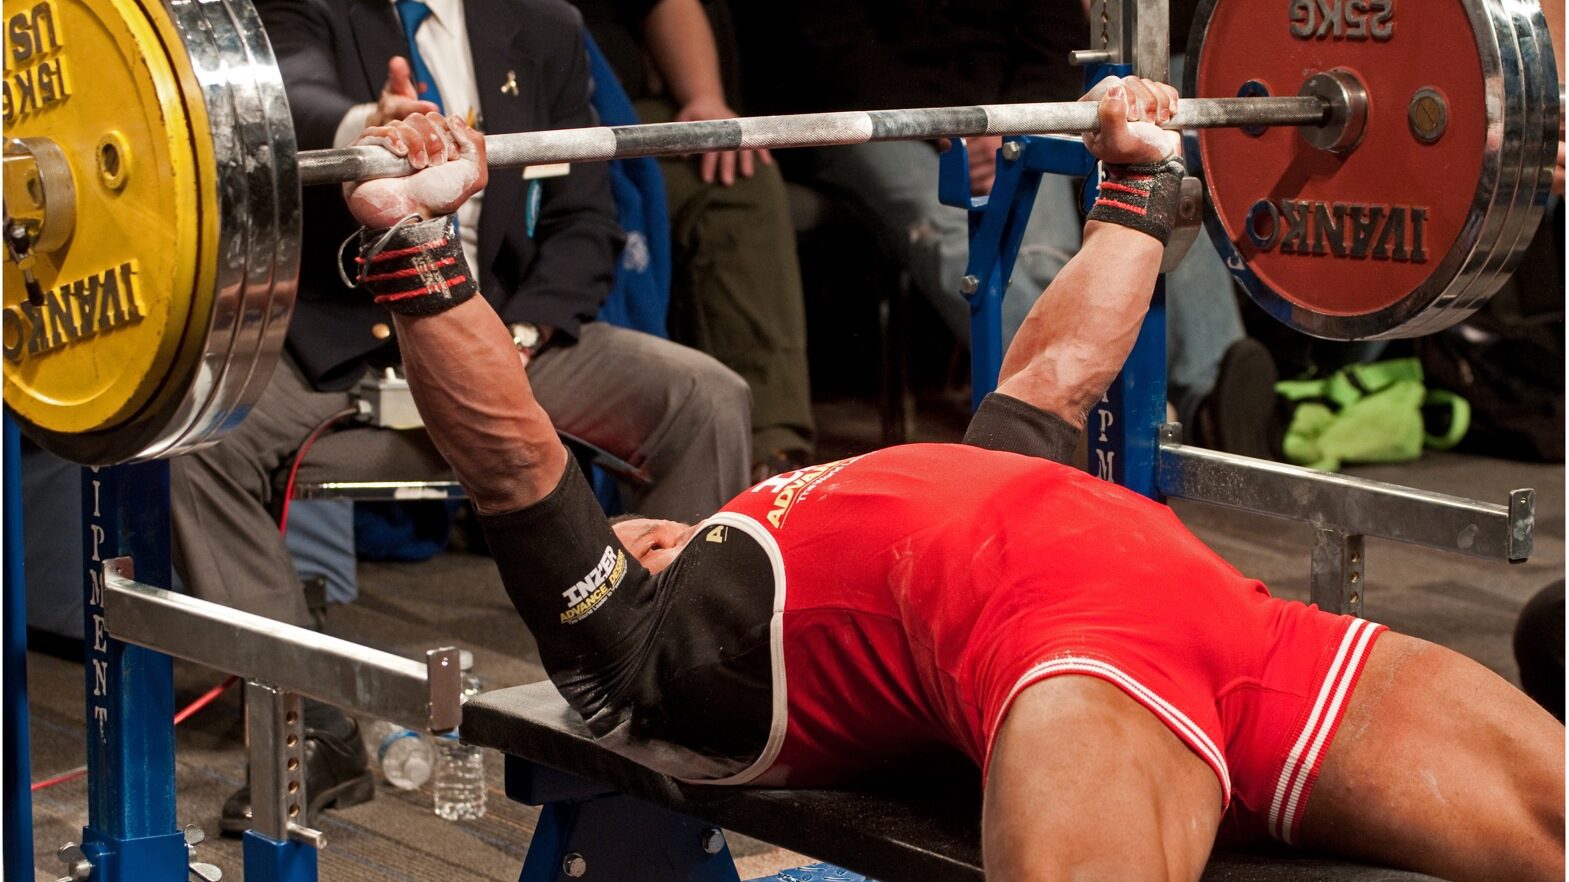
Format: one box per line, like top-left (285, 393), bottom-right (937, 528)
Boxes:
top-left (464, 683), bottom-right (1441, 882)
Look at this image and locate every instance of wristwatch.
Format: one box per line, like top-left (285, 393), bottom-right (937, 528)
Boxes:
top-left (509, 321), bottom-right (544, 357)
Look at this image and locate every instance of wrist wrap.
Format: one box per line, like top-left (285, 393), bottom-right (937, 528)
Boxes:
top-left (357, 215), bottom-right (478, 316)
top-left (1087, 158), bottom-right (1186, 245)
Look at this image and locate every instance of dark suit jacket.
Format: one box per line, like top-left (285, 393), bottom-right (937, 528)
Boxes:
top-left (260, 0), bottom-right (625, 389)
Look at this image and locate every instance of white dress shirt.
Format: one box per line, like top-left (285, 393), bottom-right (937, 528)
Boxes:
top-left (335, 0), bottom-right (485, 278)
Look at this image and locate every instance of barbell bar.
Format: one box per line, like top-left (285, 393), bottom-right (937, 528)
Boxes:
top-left (0, 0), bottom-right (1558, 468)
top-left (296, 96), bottom-right (1334, 187)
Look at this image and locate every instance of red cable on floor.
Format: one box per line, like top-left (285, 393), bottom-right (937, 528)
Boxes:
top-left (31, 674), bottom-right (242, 791)
top-left (173, 674), bottom-right (240, 725)
top-left (30, 766), bottom-right (87, 791)
top-left (277, 406), bottom-right (360, 536)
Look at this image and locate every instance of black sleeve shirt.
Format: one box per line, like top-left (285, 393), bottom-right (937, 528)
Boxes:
top-left (478, 394), bottom-right (1078, 780)
top-left (479, 456), bottom-right (775, 781)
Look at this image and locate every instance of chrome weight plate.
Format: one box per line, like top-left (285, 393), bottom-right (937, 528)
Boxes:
top-left (1402, 0), bottom-right (1560, 338)
top-left (1391, 0), bottom-right (1532, 339)
top-left (135, 0), bottom-right (298, 461)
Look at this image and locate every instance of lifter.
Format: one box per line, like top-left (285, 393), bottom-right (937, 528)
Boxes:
top-left (339, 77), bottom-right (1564, 881)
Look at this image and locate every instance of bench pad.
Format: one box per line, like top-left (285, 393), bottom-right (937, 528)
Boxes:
top-left (464, 683), bottom-right (1440, 882)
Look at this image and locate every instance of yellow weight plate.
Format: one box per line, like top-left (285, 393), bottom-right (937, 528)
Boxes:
top-left (1, 0), bottom-right (217, 437)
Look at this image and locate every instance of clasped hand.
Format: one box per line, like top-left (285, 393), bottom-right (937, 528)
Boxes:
top-left (1079, 75), bottom-right (1183, 166)
top-left (344, 111), bottom-right (488, 229)
top-left (958, 76), bottom-right (1181, 197)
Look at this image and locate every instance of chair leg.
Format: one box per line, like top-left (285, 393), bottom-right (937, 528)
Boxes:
top-left (880, 271), bottom-right (915, 445)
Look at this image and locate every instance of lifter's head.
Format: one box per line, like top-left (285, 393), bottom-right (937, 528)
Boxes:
top-left (611, 517), bottom-right (698, 575)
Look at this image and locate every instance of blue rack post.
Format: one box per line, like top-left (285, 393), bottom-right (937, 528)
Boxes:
top-left (4, 416), bottom-right (34, 881)
top-left (243, 834), bottom-right (320, 882)
top-left (946, 60), bottom-right (1168, 500)
top-left (939, 135), bottom-right (1097, 410)
top-left (242, 679), bottom-right (320, 882)
top-left (80, 461), bottom-right (187, 882)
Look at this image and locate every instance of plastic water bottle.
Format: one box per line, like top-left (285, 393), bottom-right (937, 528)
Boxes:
top-left (366, 720), bottom-right (434, 790)
top-left (434, 650), bottom-right (486, 820)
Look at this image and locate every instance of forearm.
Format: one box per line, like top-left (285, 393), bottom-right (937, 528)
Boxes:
top-left (391, 286), bottom-right (568, 515)
top-left (993, 220), bottom-right (1164, 429)
top-left (342, 109), bottom-right (563, 509)
top-left (643, 0), bottom-right (725, 107)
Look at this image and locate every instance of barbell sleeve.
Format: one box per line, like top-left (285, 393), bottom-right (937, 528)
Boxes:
top-left (296, 95), bottom-right (1330, 187)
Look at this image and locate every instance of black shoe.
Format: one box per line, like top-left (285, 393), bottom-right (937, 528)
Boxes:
top-left (1192, 338), bottom-right (1281, 461)
top-left (302, 576), bottom-right (329, 632)
top-left (220, 720), bottom-right (374, 837)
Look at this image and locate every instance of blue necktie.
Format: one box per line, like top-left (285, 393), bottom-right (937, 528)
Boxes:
top-left (394, 0), bottom-right (446, 114)
top-left (394, 0), bottom-right (464, 239)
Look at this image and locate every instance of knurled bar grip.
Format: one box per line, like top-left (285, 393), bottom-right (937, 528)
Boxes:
top-left (296, 95), bottom-right (1329, 187)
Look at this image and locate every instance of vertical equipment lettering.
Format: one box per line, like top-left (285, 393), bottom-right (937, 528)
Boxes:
top-left (2, 0), bottom-right (70, 124)
top-left (80, 461), bottom-right (179, 838)
top-left (85, 468), bottom-right (108, 737)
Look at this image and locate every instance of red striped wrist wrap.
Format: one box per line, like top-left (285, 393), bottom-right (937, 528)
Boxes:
top-left (1087, 158), bottom-right (1187, 245)
top-left (357, 216), bottom-right (478, 316)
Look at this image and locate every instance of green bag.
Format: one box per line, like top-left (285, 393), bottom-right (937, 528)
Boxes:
top-left (1276, 358), bottom-right (1470, 472)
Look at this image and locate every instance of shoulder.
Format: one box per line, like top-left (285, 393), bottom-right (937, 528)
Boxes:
top-left (668, 515), bottom-right (780, 593)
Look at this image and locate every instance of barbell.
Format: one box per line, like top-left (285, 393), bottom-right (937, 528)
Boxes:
top-left (0, 0), bottom-right (1559, 465)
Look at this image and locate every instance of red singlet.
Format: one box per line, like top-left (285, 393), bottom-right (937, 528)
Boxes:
top-left (711, 443), bottom-right (1383, 845)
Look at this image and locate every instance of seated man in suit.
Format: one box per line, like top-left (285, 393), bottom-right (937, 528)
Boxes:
top-left (574, 0), bottom-right (818, 479)
top-left (341, 81), bottom-right (1562, 881)
top-left (190, 0), bottom-right (752, 833)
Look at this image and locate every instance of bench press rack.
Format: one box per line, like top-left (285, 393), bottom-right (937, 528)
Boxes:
top-left (0, 0), bottom-right (1539, 877)
top-left (6, 454), bottom-right (464, 882)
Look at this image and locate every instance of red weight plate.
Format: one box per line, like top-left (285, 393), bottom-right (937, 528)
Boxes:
top-left (1189, 0), bottom-right (1506, 338)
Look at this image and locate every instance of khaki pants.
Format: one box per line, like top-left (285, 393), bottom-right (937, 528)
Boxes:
top-left (638, 97), bottom-right (816, 461)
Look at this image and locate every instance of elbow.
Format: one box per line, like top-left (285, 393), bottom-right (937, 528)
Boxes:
top-left (996, 345), bottom-right (1122, 432)
top-left (456, 440), bottom-right (568, 516)
top-left (462, 477), bottom-right (538, 517)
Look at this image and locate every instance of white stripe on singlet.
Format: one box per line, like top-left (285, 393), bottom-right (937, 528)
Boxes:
top-left (675, 511), bottom-right (789, 786)
top-left (1267, 618), bottom-right (1380, 843)
top-left (995, 656), bottom-right (1233, 806)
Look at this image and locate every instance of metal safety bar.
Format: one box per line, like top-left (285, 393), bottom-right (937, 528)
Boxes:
top-left (1157, 426), bottom-right (1534, 562)
top-left (246, 682), bottom-right (317, 849)
top-left (291, 480), bottom-right (467, 501)
top-left (298, 96), bottom-right (1328, 186)
top-left (101, 557), bottom-right (463, 734)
